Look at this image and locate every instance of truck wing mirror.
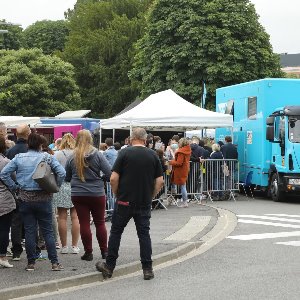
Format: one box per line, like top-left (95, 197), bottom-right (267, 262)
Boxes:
top-left (266, 126), bottom-right (274, 141)
top-left (266, 116), bottom-right (275, 126)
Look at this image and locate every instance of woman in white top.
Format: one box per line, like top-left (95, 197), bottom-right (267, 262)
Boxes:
top-left (54, 134), bottom-right (80, 254)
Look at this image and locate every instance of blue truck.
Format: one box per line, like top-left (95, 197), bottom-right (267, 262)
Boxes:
top-left (215, 78), bottom-right (300, 201)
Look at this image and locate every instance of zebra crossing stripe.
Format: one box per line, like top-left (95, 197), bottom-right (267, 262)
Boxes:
top-left (238, 219), bottom-right (300, 228)
top-left (237, 215), bottom-right (300, 224)
top-left (227, 231), bottom-right (300, 240)
top-left (265, 214), bottom-right (300, 218)
top-left (276, 241), bottom-right (300, 246)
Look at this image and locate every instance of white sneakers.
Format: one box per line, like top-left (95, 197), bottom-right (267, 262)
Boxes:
top-left (178, 201), bottom-right (188, 208)
top-left (71, 246), bottom-right (80, 254)
top-left (61, 246), bottom-right (80, 254)
top-left (0, 259), bottom-right (13, 268)
top-left (61, 246), bottom-right (69, 254)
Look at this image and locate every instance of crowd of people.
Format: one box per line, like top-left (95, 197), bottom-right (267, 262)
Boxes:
top-left (0, 121), bottom-right (237, 280)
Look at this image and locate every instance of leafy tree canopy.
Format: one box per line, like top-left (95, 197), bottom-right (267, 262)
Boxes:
top-left (0, 48), bottom-right (81, 116)
top-left (62, 0), bottom-right (152, 118)
top-left (130, 0), bottom-right (284, 109)
top-left (23, 20), bottom-right (69, 55)
top-left (0, 20), bottom-right (23, 50)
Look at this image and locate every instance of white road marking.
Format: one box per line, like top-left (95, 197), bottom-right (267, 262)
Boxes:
top-left (228, 231), bottom-right (300, 240)
top-left (237, 215), bottom-right (300, 224)
top-left (238, 219), bottom-right (300, 228)
top-left (276, 241), bottom-right (300, 246)
top-left (164, 216), bottom-right (211, 241)
top-left (265, 214), bottom-right (300, 218)
top-left (229, 214), bottom-right (300, 243)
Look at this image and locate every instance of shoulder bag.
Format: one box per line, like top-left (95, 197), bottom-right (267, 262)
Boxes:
top-left (32, 153), bottom-right (60, 193)
top-left (220, 152), bottom-right (230, 177)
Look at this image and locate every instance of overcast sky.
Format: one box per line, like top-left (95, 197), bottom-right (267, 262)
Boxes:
top-left (0, 0), bottom-right (299, 54)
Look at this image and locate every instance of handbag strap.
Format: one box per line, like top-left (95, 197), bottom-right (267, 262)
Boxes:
top-left (41, 152), bottom-right (52, 165)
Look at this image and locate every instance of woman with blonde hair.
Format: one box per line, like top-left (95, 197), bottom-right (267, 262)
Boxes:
top-left (54, 133), bottom-right (80, 254)
top-left (168, 137), bottom-right (191, 208)
top-left (65, 130), bottom-right (111, 261)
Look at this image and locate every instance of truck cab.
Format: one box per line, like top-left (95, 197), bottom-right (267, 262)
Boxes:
top-left (266, 106), bottom-right (300, 201)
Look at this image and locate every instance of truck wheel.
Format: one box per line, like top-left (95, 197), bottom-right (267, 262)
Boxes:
top-left (270, 173), bottom-right (284, 202)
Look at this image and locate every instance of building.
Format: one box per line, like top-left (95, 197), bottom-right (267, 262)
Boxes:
top-left (280, 53), bottom-right (300, 76)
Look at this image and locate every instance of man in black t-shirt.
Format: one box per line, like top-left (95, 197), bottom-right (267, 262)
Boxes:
top-left (96, 127), bottom-right (164, 280)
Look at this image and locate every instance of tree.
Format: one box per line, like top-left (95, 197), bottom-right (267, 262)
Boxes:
top-left (0, 48), bottom-right (81, 116)
top-left (23, 20), bottom-right (69, 55)
top-left (0, 20), bottom-right (23, 50)
top-left (129, 0), bottom-right (284, 108)
top-left (62, 0), bottom-right (152, 117)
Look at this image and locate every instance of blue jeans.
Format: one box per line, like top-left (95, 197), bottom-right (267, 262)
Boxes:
top-left (19, 201), bottom-right (58, 264)
top-left (213, 177), bottom-right (223, 198)
top-left (106, 204), bottom-right (152, 270)
top-left (171, 184), bottom-right (188, 202)
top-left (0, 211), bottom-right (13, 257)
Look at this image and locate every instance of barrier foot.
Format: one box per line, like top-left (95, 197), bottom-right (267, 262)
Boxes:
top-left (152, 199), bottom-right (168, 210)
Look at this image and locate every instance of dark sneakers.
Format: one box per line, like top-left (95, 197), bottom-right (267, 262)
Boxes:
top-left (95, 262), bottom-right (113, 279)
top-left (12, 254), bottom-right (21, 261)
top-left (52, 263), bottom-right (64, 271)
top-left (101, 251), bottom-right (108, 259)
top-left (25, 264), bottom-right (35, 271)
top-left (143, 268), bottom-right (154, 280)
top-left (81, 252), bottom-right (93, 261)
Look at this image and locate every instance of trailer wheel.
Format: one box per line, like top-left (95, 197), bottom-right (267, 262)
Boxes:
top-left (270, 173), bottom-right (284, 202)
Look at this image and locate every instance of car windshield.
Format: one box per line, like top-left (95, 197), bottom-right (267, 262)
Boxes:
top-left (289, 116), bottom-right (300, 143)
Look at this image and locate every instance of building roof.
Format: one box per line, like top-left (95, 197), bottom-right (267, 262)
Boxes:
top-left (280, 53), bottom-right (300, 67)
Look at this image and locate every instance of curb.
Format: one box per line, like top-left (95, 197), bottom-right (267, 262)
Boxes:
top-left (1, 206), bottom-right (237, 300)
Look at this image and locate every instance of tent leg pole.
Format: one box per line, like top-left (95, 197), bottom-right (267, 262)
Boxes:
top-left (113, 129), bottom-right (115, 143)
top-left (100, 128), bottom-right (102, 145)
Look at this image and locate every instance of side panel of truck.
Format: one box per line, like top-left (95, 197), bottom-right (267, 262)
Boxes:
top-left (216, 78), bottom-right (300, 188)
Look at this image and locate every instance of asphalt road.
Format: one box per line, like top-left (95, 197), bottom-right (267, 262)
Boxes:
top-left (20, 195), bottom-right (300, 300)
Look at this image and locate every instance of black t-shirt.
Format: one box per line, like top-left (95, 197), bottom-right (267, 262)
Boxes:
top-left (112, 146), bottom-right (163, 209)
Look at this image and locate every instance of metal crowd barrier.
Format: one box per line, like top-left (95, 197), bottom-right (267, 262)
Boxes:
top-left (104, 159), bottom-right (240, 215)
top-left (199, 159), bottom-right (239, 202)
top-left (105, 182), bottom-right (115, 216)
top-left (155, 159), bottom-right (239, 205)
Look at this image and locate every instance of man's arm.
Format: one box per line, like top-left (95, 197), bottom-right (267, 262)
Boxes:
top-left (153, 176), bottom-right (164, 198)
top-left (110, 171), bottom-right (120, 195)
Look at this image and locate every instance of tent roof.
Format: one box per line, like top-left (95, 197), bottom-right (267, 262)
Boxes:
top-left (100, 89), bottom-right (232, 131)
top-left (0, 116), bottom-right (40, 126)
top-left (116, 99), bottom-right (141, 116)
top-left (55, 110), bottom-right (91, 118)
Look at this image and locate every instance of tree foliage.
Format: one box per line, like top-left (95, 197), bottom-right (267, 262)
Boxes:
top-left (23, 20), bottom-right (69, 55)
top-left (62, 0), bottom-right (152, 117)
top-left (0, 20), bottom-right (23, 50)
top-left (130, 0), bottom-right (284, 108)
top-left (0, 48), bottom-right (81, 116)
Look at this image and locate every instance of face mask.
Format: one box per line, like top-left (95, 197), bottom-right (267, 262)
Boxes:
top-left (171, 143), bottom-right (178, 150)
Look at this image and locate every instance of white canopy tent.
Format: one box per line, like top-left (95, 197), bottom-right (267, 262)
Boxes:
top-left (0, 116), bottom-right (40, 127)
top-left (100, 89), bottom-right (233, 133)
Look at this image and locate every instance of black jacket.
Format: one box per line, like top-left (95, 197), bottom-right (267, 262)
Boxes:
top-left (6, 139), bottom-right (28, 159)
top-left (190, 143), bottom-right (210, 161)
top-left (221, 143), bottom-right (238, 159)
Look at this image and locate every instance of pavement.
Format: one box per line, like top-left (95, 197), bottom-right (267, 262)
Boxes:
top-left (0, 202), bottom-right (237, 300)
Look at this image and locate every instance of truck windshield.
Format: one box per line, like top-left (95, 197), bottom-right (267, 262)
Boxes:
top-left (289, 116), bottom-right (300, 143)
